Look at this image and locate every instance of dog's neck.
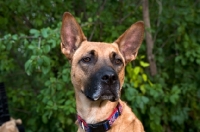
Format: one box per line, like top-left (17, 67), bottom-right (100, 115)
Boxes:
top-left (75, 90), bottom-right (119, 124)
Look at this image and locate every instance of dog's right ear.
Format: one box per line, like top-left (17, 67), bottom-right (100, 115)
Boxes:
top-left (115, 21), bottom-right (144, 64)
top-left (61, 12), bottom-right (87, 60)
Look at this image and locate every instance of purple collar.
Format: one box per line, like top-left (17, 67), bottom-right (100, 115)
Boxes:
top-left (77, 103), bottom-right (122, 132)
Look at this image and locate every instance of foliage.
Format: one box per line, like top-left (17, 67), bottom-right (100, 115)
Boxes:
top-left (0, 25), bottom-right (76, 132)
top-left (0, 0), bottom-right (73, 35)
top-left (0, 0), bottom-right (200, 132)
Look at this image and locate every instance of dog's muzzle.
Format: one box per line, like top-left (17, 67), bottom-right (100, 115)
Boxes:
top-left (83, 67), bottom-right (120, 102)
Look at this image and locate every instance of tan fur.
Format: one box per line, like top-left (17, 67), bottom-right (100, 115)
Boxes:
top-left (0, 119), bottom-right (22, 132)
top-left (61, 12), bottom-right (145, 132)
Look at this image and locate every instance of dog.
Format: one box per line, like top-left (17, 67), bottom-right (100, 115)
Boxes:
top-left (61, 12), bottom-right (145, 132)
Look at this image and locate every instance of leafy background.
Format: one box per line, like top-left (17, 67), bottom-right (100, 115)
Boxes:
top-left (0, 0), bottom-right (200, 132)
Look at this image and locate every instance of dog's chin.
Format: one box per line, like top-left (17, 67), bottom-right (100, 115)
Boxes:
top-left (100, 95), bottom-right (119, 102)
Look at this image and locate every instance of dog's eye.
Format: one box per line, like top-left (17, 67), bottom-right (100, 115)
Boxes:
top-left (82, 57), bottom-right (91, 62)
top-left (115, 59), bottom-right (122, 65)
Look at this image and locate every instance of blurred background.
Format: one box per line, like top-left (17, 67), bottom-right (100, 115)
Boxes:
top-left (0, 0), bottom-right (200, 131)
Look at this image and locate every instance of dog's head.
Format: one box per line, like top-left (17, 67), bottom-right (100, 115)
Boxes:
top-left (61, 12), bottom-right (144, 102)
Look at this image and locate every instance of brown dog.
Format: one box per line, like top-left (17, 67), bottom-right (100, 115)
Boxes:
top-left (61, 12), bottom-right (145, 132)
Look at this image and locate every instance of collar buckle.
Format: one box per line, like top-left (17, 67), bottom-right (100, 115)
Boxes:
top-left (81, 122), bottom-right (85, 131)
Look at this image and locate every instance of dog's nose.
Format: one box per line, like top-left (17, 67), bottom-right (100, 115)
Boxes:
top-left (101, 71), bottom-right (118, 84)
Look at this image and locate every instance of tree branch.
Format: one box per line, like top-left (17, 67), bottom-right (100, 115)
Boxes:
top-left (89, 0), bottom-right (107, 41)
top-left (142, 0), bottom-right (157, 76)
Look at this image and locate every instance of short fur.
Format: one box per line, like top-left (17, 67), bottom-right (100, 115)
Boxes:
top-left (61, 12), bottom-right (145, 132)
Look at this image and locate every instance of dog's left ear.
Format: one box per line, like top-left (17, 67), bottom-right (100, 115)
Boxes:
top-left (115, 21), bottom-right (144, 64)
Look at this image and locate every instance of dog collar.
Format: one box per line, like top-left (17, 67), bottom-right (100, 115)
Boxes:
top-left (77, 103), bottom-right (122, 132)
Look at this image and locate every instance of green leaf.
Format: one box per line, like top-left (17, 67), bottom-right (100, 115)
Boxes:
top-left (88, 17), bottom-right (93, 22)
top-left (28, 45), bottom-right (36, 50)
top-left (12, 34), bottom-right (18, 40)
top-left (141, 96), bottom-right (149, 104)
top-left (30, 29), bottom-right (40, 37)
top-left (43, 45), bottom-right (50, 53)
top-left (37, 56), bottom-right (43, 66)
top-left (25, 60), bottom-right (32, 75)
top-left (140, 61), bottom-right (149, 67)
top-left (42, 114), bottom-right (48, 124)
top-left (42, 55), bottom-right (50, 65)
top-left (133, 66), bottom-right (140, 75)
top-left (142, 73), bottom-right (147, 82)
top-left (196, 59), bottom-right (200, 64)
top-left (139, 55), bottom-right (145, 59)
top-left (47, 39), bottom-right (57, 48)
top-left (47, 100), bottom-right (53, 106)
top-left (58, 113), bottom-right (65, 124)
top-left (140, 86), bottom-right (146, 94)
top-left (41, 28), bottom-right (48, 38)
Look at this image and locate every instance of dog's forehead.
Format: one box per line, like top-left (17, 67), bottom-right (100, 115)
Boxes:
top-left (77, 41), bottom-right (120, 55)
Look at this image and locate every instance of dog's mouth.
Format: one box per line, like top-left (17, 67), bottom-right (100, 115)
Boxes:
top-left (99, 89), bottom-right (119, 102)
top-left (84, 85), bottom-right (120, 102)
top-left (85, 92), bottom-right (119, 102)
top-left (100, 95), bottom-right (118, 102)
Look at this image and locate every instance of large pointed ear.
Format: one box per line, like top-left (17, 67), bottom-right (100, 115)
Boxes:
top-left (61, 12), bottom-right (87, 60)
top-left (115, 21), bottom-right (144, 64)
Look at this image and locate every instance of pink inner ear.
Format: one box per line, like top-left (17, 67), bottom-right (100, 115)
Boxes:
top-left (61, 12), bottom-right (87, 59)
top-left (62, 20), bottom-right (78, 45)
top-left (125, 27), bottom-right (143, 50)
top-left (120, 31), bottom-right (141, 57)
top-left (115, 22), bottom-right (144, 63)
top-left (61, 30), bottom-right (76, 53)
top-left (121, 45), bottom-right (137, 63)
top-left (66, 29), bottom-right (76, 44)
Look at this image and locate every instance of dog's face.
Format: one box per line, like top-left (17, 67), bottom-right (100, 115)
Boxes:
top-left (70, 42), bottom-right (125, 102)
top-left (61, 12), bottom-right (144, 102)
